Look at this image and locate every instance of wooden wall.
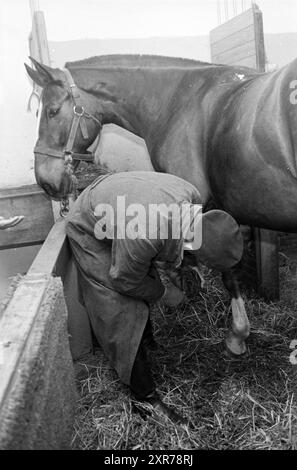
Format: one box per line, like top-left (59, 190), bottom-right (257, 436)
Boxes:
top-left (210, 5), bottom-right (265, 72)
top-left (0, 185), bottom-right (54, 250)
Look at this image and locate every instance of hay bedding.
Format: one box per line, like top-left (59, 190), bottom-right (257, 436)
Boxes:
top-left (70, 257), bottom-right (297, 451)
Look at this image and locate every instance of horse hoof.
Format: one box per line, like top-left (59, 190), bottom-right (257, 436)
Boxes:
top-left (225, 335), bottom-right (247, 356)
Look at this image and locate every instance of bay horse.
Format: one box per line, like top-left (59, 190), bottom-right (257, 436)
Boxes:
top-left (25, 54), bottom-right (297, 356)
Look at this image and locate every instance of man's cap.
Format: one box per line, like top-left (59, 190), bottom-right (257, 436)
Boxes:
top-left (193, 210), bottom-right (243, 271)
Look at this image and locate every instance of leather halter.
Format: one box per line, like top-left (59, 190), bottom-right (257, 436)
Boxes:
top-left (34, 68), bottom-right (102, 165)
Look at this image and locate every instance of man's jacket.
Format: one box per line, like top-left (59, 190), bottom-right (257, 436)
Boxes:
top-left (67, 171), bottom-right (201, 303)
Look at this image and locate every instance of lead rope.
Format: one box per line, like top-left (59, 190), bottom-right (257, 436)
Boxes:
top-left (60, 164), bottom-right (79, 218)
top-left (60, 183), bottom-right (79, 218)
top-left (59, 154), bottom-right (79, 218)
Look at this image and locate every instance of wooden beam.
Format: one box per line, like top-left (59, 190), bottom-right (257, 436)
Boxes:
top-left (28, 219), bottom-right (93, 359)
top-left (253, 4), bottom-right (266, 72)
top-left (28, 218), bottom-right (70, 280)
top-left (32, 11), bottom-right (51, 65)
top-left (227, 55), bottom-right (257, 68)
top-left (211, 24), bottom-right (255, 57)
top-left (212, 39), bottom-right (256, 66)
top-left (254, 228), bottom-right (279, 300)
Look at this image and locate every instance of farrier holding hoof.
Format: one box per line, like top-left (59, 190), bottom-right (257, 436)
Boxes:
top-left (66, 170), bottom-right (243, 426)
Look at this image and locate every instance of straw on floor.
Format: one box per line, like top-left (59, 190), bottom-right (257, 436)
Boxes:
top-left (71, 261), bottom-right (297, 450)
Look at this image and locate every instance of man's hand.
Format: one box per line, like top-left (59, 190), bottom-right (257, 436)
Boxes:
top-left (155, 263), bottom-right (183, 289)
top-left (0, 216), bottom-right (24, 230)
top-left (161, 284), bottom-right (185, 307)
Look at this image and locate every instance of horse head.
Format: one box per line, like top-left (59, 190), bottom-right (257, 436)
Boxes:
top-left (25, 58), bottom-right (102, 199)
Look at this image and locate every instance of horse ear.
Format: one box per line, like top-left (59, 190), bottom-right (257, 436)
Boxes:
top-left (29, 57), bottom-right (55, 78)
top-left (24, 58), bottom-right (56, 88)
top-left (25, 63), bottom-right (46, 87)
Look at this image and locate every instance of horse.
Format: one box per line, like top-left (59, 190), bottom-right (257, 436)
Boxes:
top-left (25, 54), bottom-right (297, 355)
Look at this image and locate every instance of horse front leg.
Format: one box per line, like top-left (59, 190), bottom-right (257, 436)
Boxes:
top-left (222, 269), bottom-right (250, 355)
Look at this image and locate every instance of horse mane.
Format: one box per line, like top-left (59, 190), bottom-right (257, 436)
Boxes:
top-left (66, 54), bottom-right (212, 69)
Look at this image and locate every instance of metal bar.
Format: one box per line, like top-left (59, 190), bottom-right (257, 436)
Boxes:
top-left (217, 0), bottom-right (222, 25)
top-left (225, 0), bottom-right (229, 21)
top-left (233, 0), bottom-right (237, 16)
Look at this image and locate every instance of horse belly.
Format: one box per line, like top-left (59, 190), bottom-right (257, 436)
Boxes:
top-left (152, 122), bottom-right (211, 203)
top-left (209, 140), bottom-right (297, 231)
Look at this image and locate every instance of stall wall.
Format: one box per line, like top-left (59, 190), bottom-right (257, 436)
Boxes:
top-left (0, 1), bottom-right (37, 189)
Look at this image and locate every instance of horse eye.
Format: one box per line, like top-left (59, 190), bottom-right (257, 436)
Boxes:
top-left (48, 108), bottom-right (60, 118)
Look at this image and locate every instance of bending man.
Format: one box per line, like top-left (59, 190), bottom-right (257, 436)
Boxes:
top-left (66, 170), bottom-right (243, 424)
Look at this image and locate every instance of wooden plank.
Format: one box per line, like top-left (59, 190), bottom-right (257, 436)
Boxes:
top-left (0, 185), bottom-right (54, 250)
top-left (254, 5), bottom-right (266, 72)
top-left (210, 8), bottom-right (254, 45)
top-left (228, 55), bottom-right (257, 69)
top-left (29, 219), bottom-right (92, 359)
top-left (212, 40), bottom-right (256, 66)
top-left (254, 228), bottom-right (279, 300)
top-left (210, 24), bottom-right (255, 57)
top-left (33, 11), bottom-right (51, 65)
top-left (29, 218), bottom-right (70, 279)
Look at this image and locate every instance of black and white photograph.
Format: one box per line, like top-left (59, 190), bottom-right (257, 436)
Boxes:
top-left (0, 0), bottom-right (297, 453)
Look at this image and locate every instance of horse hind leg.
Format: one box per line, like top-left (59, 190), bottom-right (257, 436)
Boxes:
top-left (222, 270), bottom-right (250, 355)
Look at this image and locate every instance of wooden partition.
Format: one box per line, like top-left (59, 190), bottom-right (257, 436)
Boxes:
top-left (210, 4), bottom-right (279, 300)
top-left (210, 5), bottom-right (265, 71)
top-left (0, 185), bottom-right (54, 250)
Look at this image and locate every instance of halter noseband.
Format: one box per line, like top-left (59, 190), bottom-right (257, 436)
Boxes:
top-left (34, 68), bottom-right (102, 165)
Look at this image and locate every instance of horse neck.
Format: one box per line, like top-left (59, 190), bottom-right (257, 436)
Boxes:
top-left (69, 65), bottom-right (186, 142)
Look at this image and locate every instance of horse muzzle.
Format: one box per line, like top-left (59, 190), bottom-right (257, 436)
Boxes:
top-left (34, 152), bottom-right (75, 200)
